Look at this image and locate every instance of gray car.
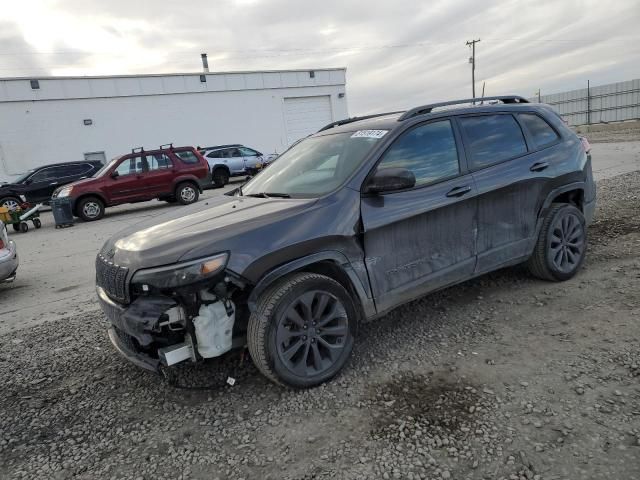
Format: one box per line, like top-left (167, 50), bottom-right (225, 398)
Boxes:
top-left (0, 221), bottom-right (19, 283)
top-left (96, 95), bottom-right (596, 388)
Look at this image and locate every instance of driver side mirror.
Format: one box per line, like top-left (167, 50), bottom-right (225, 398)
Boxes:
top-left (24, 178), bottom-right (33, 185)
top-left (365, 167), bottom-right (416, 194)
top-left (110, 171), bottom-right (119, 179)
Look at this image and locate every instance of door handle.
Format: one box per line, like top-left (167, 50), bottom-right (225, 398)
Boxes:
top-left (530, 161), bottom-right (549, 172)
top-left (49, 182), bottom-right (58, 186)
top-left (446, 185), bottom-right (472, 197)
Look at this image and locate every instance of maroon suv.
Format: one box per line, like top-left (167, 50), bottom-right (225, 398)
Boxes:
top-left (52, 146), bottom-right (210, 221)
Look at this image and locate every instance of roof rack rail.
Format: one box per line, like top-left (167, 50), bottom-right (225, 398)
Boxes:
top-left (159, 143), bottom-right (174, 150)
top-left (317, 111), bottom-right (403, 133)
top-left (397, 95), bottom-right (529, 121)
top-left (131, 147), bottom-right (144, 153)
top-left (199, 144), bottom-right (242, 151)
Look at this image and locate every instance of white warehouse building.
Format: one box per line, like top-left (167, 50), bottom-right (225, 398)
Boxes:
top-left (0, 68), bottom-right (348, 182)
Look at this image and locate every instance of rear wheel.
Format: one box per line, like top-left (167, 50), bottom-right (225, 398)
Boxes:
top-left (175, 183), bottom-right (199, 205)
top-left (33, 218), bottom-right (42, 229)
top-left (248, 273), bottom-right (357, 388)
top-left (527, 203), bottom-right (587, 281)
top-left (19, 222), bottom-right (28, 233)
top-left (212, 168), bottom-right (229, 188)
top-left (78, 197), bottom-right (105, 222)
top-left (0, 197), bottom-right (21, 210)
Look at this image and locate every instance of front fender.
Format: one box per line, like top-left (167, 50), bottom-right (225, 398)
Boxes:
top-left (246, 251), bottom-right (376, 319)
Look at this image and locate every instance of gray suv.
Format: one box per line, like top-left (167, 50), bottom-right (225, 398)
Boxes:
top-left (96, 95), bottom-right (596, 388)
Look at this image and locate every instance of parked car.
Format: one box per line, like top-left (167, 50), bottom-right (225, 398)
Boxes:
top-left (0, 161), bottom-right (103, 209)
top-left (96, 95), bottom-right (596, 388)
top-left (0, 221), bottom-right (19, 283)
top-left (199, 145), bottom-right (273, 186)
top-left (52, 146), bottom-right (209, 221)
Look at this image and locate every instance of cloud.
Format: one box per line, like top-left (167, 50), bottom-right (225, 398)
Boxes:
top-left (0, 0), bottom-right (638, 114)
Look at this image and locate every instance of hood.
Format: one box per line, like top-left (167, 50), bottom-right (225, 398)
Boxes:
top-left (103, 194), bottom-right (316, 268)
top-left (64, 177), bottom-right (99, 190)
top-left (0, 182), bottom-right (24, 194)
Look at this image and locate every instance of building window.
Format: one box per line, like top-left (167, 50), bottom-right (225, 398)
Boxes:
top-left (84, 151), bottom-right (106, 164)
top-left (200, 75), bottom-right (207, 83)
top-left (30, 80), bottom-right (40, 90)
top-left (309, 71), bottom-right (315, 78)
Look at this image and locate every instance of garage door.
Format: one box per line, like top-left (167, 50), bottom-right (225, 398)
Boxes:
top-left (283, 96), bottom-right (333, 146)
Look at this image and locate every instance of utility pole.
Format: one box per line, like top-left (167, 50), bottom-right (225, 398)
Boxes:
top-left (466, 39), bottom-right (480, 103)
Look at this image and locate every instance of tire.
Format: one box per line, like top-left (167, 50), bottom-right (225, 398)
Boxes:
top-left (0, 197), bottom-right (21, 210)
top-left (247, 272), bottom-right (357, 388)
top-left (33, 218), bottom-right (42, 229)
top-left (175, 183), bottom-right (199, 205)
top-left (212, 168), bottom-right (229, 188)
top-left (78, 197), bottom-right (105, 222)
top-left (12, 223), bottom-right (20, 232)
top-left (19, 222), bottom-right (28, 233)
top-left (527, 203), bottom-right (587, 281)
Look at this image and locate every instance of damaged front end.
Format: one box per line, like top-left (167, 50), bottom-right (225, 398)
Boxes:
top-left (96, 251), bottom-right (245, 373)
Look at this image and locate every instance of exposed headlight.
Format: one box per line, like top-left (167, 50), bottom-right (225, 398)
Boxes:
top-left (56, 187), bottom-right (73, 198)
top-left (131, 252), bottom-right (228, 290)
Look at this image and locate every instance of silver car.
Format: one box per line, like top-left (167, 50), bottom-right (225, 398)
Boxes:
top-left (0, 221), bottom-right (19, 283)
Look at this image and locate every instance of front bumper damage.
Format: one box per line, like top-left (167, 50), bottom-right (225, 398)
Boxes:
top-left (97, 283), bottom-right (237, 373)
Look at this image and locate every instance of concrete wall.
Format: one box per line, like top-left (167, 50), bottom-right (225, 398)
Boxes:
top-left (0, 69), bottom-right (348, 181)
top-left (535, 79), bottom-right (640, 126)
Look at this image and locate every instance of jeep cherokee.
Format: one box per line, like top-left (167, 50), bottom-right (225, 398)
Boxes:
top-left (96, 96), bottom-right (596, 388)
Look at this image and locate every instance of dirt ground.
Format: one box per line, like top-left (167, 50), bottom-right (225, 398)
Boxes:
top-left (1, 166), bottom-right (639, 480)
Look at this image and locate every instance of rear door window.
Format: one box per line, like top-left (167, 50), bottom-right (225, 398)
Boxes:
top-left (459, 114), bottom-right (528, 170)
top-left (147, 153), bottom-right (173, 170)
top-left (518, 113), bottom-right (560, 149)
top-left (376, 120), bottom-right (460, 187)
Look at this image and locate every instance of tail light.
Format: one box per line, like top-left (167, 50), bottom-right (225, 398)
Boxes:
top-left (579, 136), bottom-right (591, 154)
top-left (0, 238), bottom-right (5, 250)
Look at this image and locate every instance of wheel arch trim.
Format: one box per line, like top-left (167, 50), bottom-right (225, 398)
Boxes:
top-left (246, 251), bottom-right (376, 319)
top-left (541, 182), bottom-right (585, 212)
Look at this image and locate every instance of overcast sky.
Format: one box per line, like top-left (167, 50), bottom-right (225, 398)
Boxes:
top-left (2, 0), bottom-right (639, 115)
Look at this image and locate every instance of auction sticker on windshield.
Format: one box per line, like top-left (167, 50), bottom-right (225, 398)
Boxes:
top-left (351, 130), bottom-right (388, 139)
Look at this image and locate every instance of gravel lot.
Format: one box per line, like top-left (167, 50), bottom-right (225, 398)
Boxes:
top-left (1, 171), bottom-right (639, 479)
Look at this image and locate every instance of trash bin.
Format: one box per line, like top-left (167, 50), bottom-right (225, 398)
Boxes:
top-left (50, 197), bottom-right (75, 228)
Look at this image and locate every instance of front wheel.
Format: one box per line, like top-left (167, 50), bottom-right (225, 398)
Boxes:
top-left (247, 273), bottom-right (357, 388)
top-left (0, 197), bottom-right (21, 210)
top-left (175, 183), bottom-right (199, 205)
top-left (527, 203), bottom-right (587, 281)
top-left (78, 197), bottom-right (105, 222)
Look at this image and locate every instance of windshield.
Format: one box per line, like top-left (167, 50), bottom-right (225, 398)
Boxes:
top-left (241, 131), bottom-right (386, 197)
top-left (13, 170), bottom-right (35, 184)
top-left (93, 157), bottom-right (122, 177)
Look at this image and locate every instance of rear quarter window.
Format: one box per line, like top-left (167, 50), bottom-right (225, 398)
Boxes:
top-left (518, 113), bottom-right (560, 149)
top-left (459, 114), bottom-right (528, 170)
top-left (174, 150), bottom-right (200, 164)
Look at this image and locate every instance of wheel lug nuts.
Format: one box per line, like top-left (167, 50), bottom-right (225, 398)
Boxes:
top-left (303, 336), bottom-right (307, 340)
top-left (311, 338), bottom-right (315, 343)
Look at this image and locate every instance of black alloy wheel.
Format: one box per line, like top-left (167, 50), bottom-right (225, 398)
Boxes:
top-left (247, 272), bottom-right (357, 388)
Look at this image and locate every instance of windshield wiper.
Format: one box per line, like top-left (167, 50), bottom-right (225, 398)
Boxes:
top-left (245, 192), bottom-right (291, 198)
